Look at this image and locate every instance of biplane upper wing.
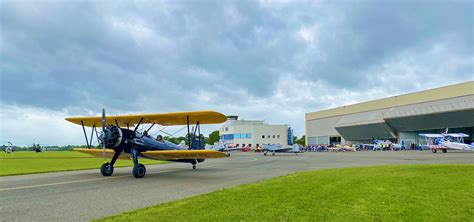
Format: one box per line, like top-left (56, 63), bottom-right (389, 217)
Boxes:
top-left (446, 133), bottom-right (469, 137)
top-left (65, 110), bottom-right (227, 127)
top-left (419, 134), bottom-right (444, 138)
top-left (73, 148), bottom-right (227, 160)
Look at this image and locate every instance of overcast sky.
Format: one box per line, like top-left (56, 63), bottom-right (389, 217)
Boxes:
top-left (1, 0), bottom-right (472, 146)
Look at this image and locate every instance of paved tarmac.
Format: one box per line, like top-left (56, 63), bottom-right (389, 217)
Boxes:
top-left (1, 151), bottom-right (473, 221)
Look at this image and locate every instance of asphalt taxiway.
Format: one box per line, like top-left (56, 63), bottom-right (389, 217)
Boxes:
top-left (1, 151), bottom-right (473, 221)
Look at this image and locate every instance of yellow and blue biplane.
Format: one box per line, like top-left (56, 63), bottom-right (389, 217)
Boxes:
top-left (65, 109), bottom-right (228, 178)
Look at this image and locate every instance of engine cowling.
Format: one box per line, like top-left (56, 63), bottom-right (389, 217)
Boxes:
top-left (100, 125), bottom-right (123, 148)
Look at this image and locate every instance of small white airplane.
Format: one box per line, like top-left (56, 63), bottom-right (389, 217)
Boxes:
top-left (205, 143), bottom-right (242, 156)
top-left (4, 142), bottom-right (13, 153)
top-left (261, 144), bottom-right (301, 156)
top-left (362, 140), bottom-right (402, 151)
top-left (419, 129), bottom-right (473, 153)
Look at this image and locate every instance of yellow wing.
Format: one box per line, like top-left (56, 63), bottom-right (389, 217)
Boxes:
top-left (141, 150), bottom-right (228, 160)
top-left (73, 148), bottom-right (130, 159)
top-left (73, 148), bottom-right (227, 160)
top-left (65, 110), bottom-right (227, 127)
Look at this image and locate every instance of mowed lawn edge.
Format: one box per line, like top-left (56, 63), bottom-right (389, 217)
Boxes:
top-left (98, 164), bottom-right (474, 222)
top-left (0, 151), bottom-right (166, 176)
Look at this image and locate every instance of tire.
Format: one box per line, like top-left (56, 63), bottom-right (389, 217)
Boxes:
top-left (432, 149), bottom-right (437, 153)
top-left (272, 152), bottom-right (275, 156)
top-left (264, 152), bottom-right (267, 156)
top-left (100, 162), bottom-right (114, 177)
top-left (132, 164), bottom-right (146, 178)
top-left (442, 149), bottom-right (447, 153)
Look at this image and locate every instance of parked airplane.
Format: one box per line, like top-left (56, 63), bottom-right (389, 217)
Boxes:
top-left (205, 143), bottom-right (241, 156)
top-left (4, 142), bottom-right (13, 153)
top-left (363, 140), bottom-right (402, 151)
top-left (66, 109), bottom-right (228, 178)
top-left (261, 144), bottom-right (301, 156)
top-left (419, 130), bottom-right (473, 153)
top-left (328, 144), bottom-right (357, 152)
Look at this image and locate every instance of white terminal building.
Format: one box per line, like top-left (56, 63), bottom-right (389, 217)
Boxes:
top-left (219, 116), bottom-right (293, 148)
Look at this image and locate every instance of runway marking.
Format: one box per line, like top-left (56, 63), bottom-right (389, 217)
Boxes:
top-left (0, 157), bottom-right (259, 192)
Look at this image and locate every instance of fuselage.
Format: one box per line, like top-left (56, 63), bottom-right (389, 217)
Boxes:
top-left (441, 141), bottom-right (474, 151)
top-left (107, 127), bottom-right (203, 163)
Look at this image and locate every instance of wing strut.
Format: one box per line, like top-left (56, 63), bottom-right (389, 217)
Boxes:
top-left (142, 122), bottom-right (155, 137)
top-left (197, 121), bottom-right (201, 150)
top-left (89, 125), bottom-right (96, 148)
top-left (133, 118), bottom-right (144, 133)
top-left (81, 120), bottom-right (90, 148)
top-left (187, 115), bottom-right (190, 148)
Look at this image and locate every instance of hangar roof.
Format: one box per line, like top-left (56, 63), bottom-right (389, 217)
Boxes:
top-left (306, 81), bottom-right (474, 121)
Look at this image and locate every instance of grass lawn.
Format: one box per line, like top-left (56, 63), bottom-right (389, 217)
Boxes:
top-left (0, 151), bottom-right (165, 176)
top-left (99, 164), bottom-right (474, 221)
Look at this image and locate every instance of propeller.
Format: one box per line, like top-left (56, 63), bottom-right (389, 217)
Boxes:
top-left (102, 108), bottom-right (106, 162)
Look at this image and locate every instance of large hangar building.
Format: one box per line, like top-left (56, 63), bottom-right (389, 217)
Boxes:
top-left (305, 81), bottom-right (474, 146)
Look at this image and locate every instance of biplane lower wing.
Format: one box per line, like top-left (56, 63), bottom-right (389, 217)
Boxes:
top-left (74, 148), bottom-right (131, 160)
top-left (141, 150), bottom-right (227, 160)
top-left (73, 148), bottom-right (227, 160)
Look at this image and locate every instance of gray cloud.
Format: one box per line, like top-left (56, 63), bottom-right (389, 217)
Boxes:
top-left (0, 0), bottom-right (472, 145)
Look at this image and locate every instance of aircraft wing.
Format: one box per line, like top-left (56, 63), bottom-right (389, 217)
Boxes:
top-left (446, 133), bottom-right (469, 137)
top-left (65, 110), bottom-right (227, 127)
top-left (419, 134), bottom-right (444, 138)
top-left (74, 148), bottom-right (227, 160)
top-left (141, 150), bottom-right (227, 160)
top-left (74, 148), bottom-right (131, 159)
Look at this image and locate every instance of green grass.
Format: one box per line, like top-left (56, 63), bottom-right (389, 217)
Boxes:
top-left (0, 151), bottom-right (165, 176)
top-left (98, 164), bottom-right (474, 222)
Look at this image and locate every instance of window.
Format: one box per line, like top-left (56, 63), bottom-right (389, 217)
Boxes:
top-left (234, 133), bottom-right (252, 139)
top-left (262, 135), bottom-right (265, 138)
top-left (225, 127), bottom-right (228, 131)
top-left (268, 135), bottom-right (270, 138)
top-left (277, 135), bottom-right (280, 138)
top-left (329, 136), bottom-right (342, 145)
top-left (248, 144), bottom-right (252, 147)
top-left (273, 135), bottom-right (275, 138)
top-left (221, 134), bottom-right (234, 141)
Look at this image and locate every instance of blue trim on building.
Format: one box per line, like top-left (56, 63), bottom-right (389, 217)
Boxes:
top-left (287, 127), bottom-right (293, 145)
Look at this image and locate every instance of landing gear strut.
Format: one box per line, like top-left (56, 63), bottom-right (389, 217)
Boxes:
top-left (131, 149), bottom-right (146, 178)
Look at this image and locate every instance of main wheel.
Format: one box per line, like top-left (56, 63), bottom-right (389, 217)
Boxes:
top-left (432, 149), bottom-right (437, 153)
top-left (132, 164), bottom-right (146, 178)
top-left (100, 162), bottom-right (114, 176)
top-left (442, 149), bottom-right (447, 153)
top-left (264, 152), bottom-right (267, 156)
top-left (192, 164), bottom-right (196, 170)
top-left (272, 152), bottom-right (275, 156)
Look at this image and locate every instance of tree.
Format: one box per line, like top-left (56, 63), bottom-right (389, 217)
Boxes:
top-left (208, 131), bottom-right (220, 145)
top-left (294, 135), bottom-right (306, 146)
